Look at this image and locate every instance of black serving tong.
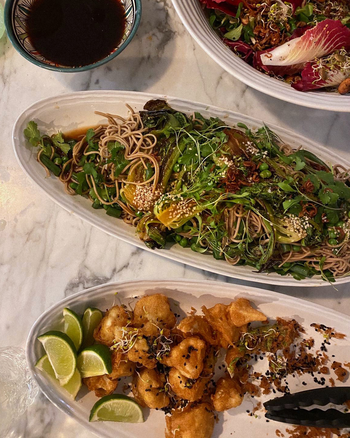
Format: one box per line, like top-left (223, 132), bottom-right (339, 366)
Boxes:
top-left (264, 387), bottom-right (350, 428)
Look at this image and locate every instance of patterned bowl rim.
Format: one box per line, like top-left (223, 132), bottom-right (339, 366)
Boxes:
top-left (4, 0), bottom-right (142, 72)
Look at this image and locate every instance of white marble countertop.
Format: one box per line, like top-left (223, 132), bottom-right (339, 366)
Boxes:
top-left (0, 0), bottom-right (350, 436)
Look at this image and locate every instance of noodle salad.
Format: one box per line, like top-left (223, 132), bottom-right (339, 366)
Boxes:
top-left (24, 100), bottom-right (350, 281)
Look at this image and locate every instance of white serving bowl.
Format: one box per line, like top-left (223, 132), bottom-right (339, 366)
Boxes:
top-left (171, 0), bottom-right (350, 112)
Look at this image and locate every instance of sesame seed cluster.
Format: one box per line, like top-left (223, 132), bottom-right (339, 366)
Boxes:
top-left (134, 185), bottom-right (163, 211)
top-left (286, 214), bottom-right (312, 237)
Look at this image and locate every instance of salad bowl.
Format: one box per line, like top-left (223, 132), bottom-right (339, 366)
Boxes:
top-left (171, 0), bottom-right (350, 112)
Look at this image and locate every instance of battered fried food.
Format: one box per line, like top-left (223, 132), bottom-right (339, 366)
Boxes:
top-left (133, 294), bottom-right (176, 337)
top-left (177, 315), bottom-right (217, 345)
top-left (109, 351), bottom-right (136, 380)
top-left (78, 295), bottom-right (273, 438)
top-left (132, 368), bottom-right (170, 409)
top-left (165, 403), bottom-right (215, 438)
top-left (82, 375), bottom-right (118, 397)
top-left (93, 305), bottom-right (131, 347)
top-left (212, 376), bottom-right (243, 411)
top-left (202, 303), bottom-right (241, 348)
top-left (163, 337), bottom-right (207, 379)
top-left (225, 345), bottom-right (245, 377)
top-left (227, 298), bottom-right (267, 327)
top-left (202, 347), bottom-right (217, 378)
top-left (127, 336), bottom-right (157, 369)
top-left (168, 368), bottom-right (209, 402)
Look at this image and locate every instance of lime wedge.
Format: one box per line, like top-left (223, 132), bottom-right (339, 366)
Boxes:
top-left (77, 344), bottom-right (112, 378)
top-left (89, 394), bottom-right (144, 423)
top-left (63, 308), bottom-right (83, 351)
top-left (82, 307), bottom-right (103, 349)
top-left (62, 368), bottom-right (82, 399)
top-left (36, 354), bottom-right (82, 399)
top-left (0, 4), bottom-right (5, 40)
top-left (35, 354), bottom-right (56, 378)
top-left (37, 331), bottom-right (77, 385)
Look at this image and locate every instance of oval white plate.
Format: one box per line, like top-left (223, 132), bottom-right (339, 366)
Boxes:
top-left (26, 279), bottom-right (350, 438)
top-left (12, 90), bottom-right (350, 286)
top-left (171, 0), bottom-right (350, 112)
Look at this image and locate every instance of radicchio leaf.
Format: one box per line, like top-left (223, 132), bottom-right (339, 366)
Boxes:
top-left (292, 62), bottom-right (350, 91)
top-left (199, 0), bottom-right (239, 16)
top-left (223, 38), bottom-right (253, 62)
top-left (254, 26), bottom-right (311, 76)
top-left (259, 19), bottom-right (350, 69)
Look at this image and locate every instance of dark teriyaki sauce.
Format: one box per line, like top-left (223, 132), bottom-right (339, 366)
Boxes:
top-left (25, 0), bottom-right (126, 67)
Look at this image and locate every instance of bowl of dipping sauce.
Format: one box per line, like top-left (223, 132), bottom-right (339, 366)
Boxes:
top-left (4, 0), bottom-right (141, 72)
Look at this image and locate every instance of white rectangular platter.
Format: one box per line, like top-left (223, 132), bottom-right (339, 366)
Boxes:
top-left (13, 90), bottom-right (350, 286)
top-left (26, 279), bottom-right (350, 438)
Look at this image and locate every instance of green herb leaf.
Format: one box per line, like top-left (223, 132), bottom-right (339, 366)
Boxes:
top-left (294, 156), bottom-right (306, 171)
top-left (75, 172), bottom-right (88, 195)
top-left (51, 132), bottom-right (71, 155)
top-left (114, 155), bottom-right (130, 177)
top-left (236, 2), bottom-right (243, 18)
top-left (83, 162), bottom-right (99, 180)
top-left (24, 121), bottom-right (41, 146)
top-left (319, 189), bottom-right (339, 205)
top-left (277, 181), bottom-right (295, 192)
top-left (224, 24), bottom-right (243, 41)
top-left (86, 129), bottom-right (95, 147)
top-left (283, 195), bottom-right (302, 212)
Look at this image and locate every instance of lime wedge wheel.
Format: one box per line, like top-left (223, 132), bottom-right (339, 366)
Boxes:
top-left (89, 394), bottom-right (144, 423)
top-left (82, 307), bottom-right (103, 349)
top-left (37, 331), bottom-right (77, 385)
top-left (36, 354), bottom-right (82, 399)
top-left (77, 344), bottom-right (112, 378)
top-left (63, 308), bottom-right (83, 351)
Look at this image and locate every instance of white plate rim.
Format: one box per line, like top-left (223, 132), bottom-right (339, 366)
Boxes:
top-left (26, 278), bottom-right (350, 438)
top-left (171, 0), bottom-right (350, 112)
top-left (12, 89), bottom-right (350, 287)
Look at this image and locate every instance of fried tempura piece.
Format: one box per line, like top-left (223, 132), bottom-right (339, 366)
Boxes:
top-left (177, 315), bottom-right (217, 345)
top-left (202, 303), bottom-right (240, 349)
top-left (227, 298), bottom-right (267, 327)
top-left (132, 368), bottom-right (169, 409)
top-left (202, 347), bottom-right (217, 378)
top-left (225, 345), bottom-right (245, 377)
top-left (93, 305), bottom-right (131, 347)
top-left (109, 350), bottom-right (136, 380)
top-left (165, 403), bottom-right (215, 438)
top-left (83, 375), bottom-right (118, 397)
top-left (127, 336), bottom-right (157, 369)
top-left (132, 294), bottom-right (176, 337)
top-left (212, 376), bottom-right (243, 411)
top-left (168, 368), bottom-right (209, 402)
top-left (163, 337), bottom-right (206, 380)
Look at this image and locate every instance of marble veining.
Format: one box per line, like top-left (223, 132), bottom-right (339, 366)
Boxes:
top-left (0, 0), bottom-right (350, 436)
